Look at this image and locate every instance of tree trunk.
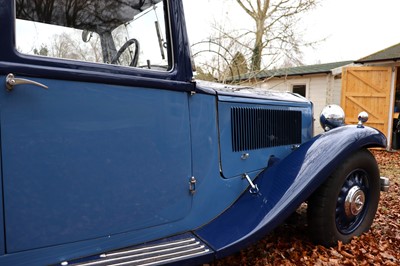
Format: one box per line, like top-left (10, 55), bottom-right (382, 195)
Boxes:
top-left (251, 19), bottom-right (264, 72)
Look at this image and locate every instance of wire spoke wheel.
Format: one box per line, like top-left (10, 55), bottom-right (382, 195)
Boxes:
top-left (308, 149), bottom-right (380, 247)
top-left (335, 169), bottom-right (369, 234)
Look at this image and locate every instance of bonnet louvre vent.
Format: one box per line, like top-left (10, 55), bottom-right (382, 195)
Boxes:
top-left (231, 107), bottom-right (302, 152)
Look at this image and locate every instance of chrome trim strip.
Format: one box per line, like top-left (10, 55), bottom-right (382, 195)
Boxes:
top-left (112, 248), bottom-right (210, 266)
top-left (73, 238), bottom-right (210, 266)
top-left (105, 238), bottom-right (196, 257)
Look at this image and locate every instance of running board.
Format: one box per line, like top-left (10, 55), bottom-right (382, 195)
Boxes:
top-left (59, 234), bottom-right (213, 266)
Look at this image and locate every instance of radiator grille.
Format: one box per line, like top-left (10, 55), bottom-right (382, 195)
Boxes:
top-left (231, 107), bottom-right (302, 152)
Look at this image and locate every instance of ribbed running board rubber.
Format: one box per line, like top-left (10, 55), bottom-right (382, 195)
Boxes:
top-left (59, 234), bottom-right (213, 266)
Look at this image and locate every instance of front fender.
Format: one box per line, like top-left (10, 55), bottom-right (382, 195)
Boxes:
top-left (196, 125), bottom-right (386, 258)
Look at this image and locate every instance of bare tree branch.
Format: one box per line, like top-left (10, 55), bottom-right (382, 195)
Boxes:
top-left (214, 0), bottom-right (318, 81)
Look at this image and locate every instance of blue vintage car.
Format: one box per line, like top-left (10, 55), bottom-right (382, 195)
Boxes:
top-left (0, 0), bottom-right (389, 265)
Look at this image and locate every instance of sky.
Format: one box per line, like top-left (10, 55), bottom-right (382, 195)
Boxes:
top-left (183, 0), bottom-right (400, 66)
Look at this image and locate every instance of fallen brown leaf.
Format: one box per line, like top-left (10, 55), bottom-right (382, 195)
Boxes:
top-left (214, 150), bottom-right (400, 266)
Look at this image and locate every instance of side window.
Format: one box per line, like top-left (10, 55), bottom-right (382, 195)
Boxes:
top-left (15, 0), bottom-right (171, 71)
top-left (16, 20), bottom-right (103, 63)
top-left (292, 84), bottom-right (306, 97)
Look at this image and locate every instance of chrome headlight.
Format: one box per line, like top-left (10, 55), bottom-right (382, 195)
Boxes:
top-left (320, 104), bottom-right (345, 131)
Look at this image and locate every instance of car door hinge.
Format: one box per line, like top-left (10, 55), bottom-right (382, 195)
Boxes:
top-left (189, 176), bottom-right (196, 195)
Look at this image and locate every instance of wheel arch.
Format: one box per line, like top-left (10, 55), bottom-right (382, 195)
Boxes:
top-left (196, 125), bottom-right (386, 258)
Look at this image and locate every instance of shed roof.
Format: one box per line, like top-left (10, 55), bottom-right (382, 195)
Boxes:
top-left (356, 43), bottom-right (400, 63)
top-left (261, 61), bottom-right (353, 78)
top-left (236, 61), bottom-right (353, 81)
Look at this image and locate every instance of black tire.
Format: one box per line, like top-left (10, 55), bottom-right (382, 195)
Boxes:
top-left (307, 148), bottom-right (380, 247)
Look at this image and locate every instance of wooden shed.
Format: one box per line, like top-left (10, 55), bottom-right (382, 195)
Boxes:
top-left (342, 43), bottom-right (400, 150)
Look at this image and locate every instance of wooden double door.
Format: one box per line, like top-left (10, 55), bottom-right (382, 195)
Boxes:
top-left (342, 66), bottom-right (395, 143)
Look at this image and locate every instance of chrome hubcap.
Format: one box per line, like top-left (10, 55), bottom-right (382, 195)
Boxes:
top-left (336, 169), bottom-right (370, 234)
top-left (344, 186), bottom-right (365, 217)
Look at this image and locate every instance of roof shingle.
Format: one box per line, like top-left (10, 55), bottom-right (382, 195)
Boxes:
top-left (255, 61), bottom-right (353, 79)
top-left (231, 61), bottom-right (352, 81)
top-left (356, 43), bottom-right (400, 63)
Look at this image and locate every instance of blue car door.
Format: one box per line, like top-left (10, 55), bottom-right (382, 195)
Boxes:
top-left (0, 0), bottom-right (193, 253)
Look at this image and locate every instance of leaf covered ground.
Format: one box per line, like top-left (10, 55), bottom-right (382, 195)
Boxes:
top-left (214, 150), bottom-right (400, 266)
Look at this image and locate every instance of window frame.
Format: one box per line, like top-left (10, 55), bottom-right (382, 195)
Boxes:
top-left (292, 84), bottom-right (307, 98)
top-left (2, 0), bottom-right (193, 91)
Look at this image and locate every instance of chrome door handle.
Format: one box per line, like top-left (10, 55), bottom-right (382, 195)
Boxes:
top-left (6, 73), bottom-right (48, 91)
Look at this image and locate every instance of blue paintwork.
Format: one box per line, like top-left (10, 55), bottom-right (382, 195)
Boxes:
top-left (0, 0), bottom-right (388, 265)
top-left (196, 125), bottom-right (386, 258)
top-left (197, 80), bottom-right (312, 104)
top-left (186, 94), bottom-right (272, 223)
top-left (0, 149), bottom-right (4, 257)
top-left (0, 85), bottom-right (305, 265)
top-left (217, 100), bottom-right (313, 178)
top-left (1, 77), bottom-right (194, 252)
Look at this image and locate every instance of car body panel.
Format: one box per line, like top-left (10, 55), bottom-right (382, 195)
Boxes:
top-left (0, 0), bottom-right (388, 265)
top-left (218, 100), bottom-right (310, 178)
top-left (1, 76), bottom-right (193, 252)
top-left (196, 125), bottom-right (386, 258)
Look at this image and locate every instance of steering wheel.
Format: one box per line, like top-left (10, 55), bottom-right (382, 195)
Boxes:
top-left (111, 38), bottom-right (140, 67)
